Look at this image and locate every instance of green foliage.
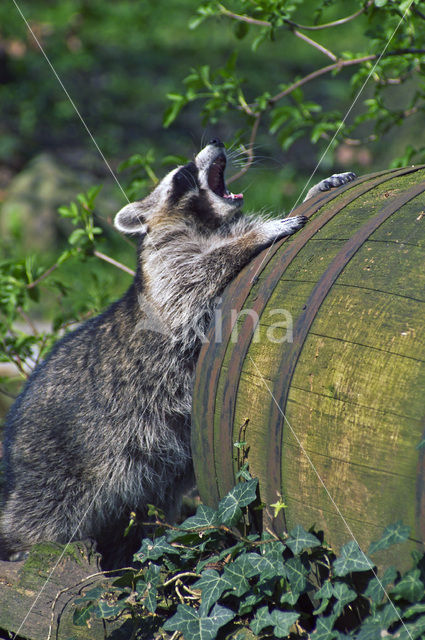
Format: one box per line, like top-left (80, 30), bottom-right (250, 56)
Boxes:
top-left (0, 184), bottom-right (125, 385)
top-left (58, 185), bottom-right (103, 250)
top-left (71, 474), bottom-right (425, 640)
top-left (0, 0), bottom-right (224, 164)
top-left (166, 0), bottom-right (425, 167)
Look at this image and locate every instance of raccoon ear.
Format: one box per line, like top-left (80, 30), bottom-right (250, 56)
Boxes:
top-left (114, 202), bottom-right (148, 235)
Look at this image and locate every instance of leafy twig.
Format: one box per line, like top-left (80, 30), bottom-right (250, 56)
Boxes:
top-left (267, 49), bottom-right (425, 106)
top-left (285, 3), bottom-right (373, 31)
top-left (218, 2), bottom-right (371, 31)
top-left (218, 4), bottom-right (270, 27)
top-left (27, 262), bottom-right (60, 289)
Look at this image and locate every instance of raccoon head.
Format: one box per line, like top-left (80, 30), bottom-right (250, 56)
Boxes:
top-left (114, 139), bottom-right (243, 236)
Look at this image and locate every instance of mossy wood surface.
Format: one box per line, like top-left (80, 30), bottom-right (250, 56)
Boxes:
top-left (192, 166), bottom-right (425, 570)
top-left (0, 541), bottom-right (119, 639)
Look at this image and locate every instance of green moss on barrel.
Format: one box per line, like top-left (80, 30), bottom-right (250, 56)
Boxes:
top-left (192, 165), bottom-right (425, 570)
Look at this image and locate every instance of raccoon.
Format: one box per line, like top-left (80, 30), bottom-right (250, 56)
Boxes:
top-left (1, 139), bottom-right (355, 567)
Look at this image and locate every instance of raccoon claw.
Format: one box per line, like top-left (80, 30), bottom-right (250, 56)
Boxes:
top-left (263, 215), bottom-right (308, 242)
top-left (284, 215), bottom-right (308, 232)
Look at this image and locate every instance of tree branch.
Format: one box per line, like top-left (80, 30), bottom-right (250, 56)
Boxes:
top-left (93, 250), bottom-right (135, 276)
top-left (224, 46), bottom-right (425, 187)
top-left (293, 28), bottom-right (337, 61)
top-left (27, 262), bottom-right (60, 289)
top-left (285, 3), bottom-right (372, 31)
top-left (218, 4), bottom-right (270, 27)
top-left (267, 49), bottom-right (425, 106)
top-left (27, 249), bottom-right (135, 293)
top-left (218, 2), bottom-right (371, 31)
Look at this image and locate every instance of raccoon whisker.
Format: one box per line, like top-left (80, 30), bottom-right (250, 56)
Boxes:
top-left (226, 144), bottom-right (262, 159)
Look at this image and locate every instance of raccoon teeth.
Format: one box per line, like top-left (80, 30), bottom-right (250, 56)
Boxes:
top-left (224, 192), bottom-right (243, 200)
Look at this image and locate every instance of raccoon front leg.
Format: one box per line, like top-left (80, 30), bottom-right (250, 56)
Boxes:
top-left (304, 171), bottom-right (356, 201)
top-left (191, 215), bottom-right (307, 300)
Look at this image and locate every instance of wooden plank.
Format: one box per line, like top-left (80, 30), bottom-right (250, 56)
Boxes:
top-left (337, 240), bottom-right (425, 299)
top-left (308, 285), bottom-right (425, 359)
top-left (285, 384), bottom-right (422, 474)
top-left (292, 333), bottom-right (425, 419)
top-left (309, 168), bottom-right (425, 241)
top-left (0, 541), bottom-right (121, 639)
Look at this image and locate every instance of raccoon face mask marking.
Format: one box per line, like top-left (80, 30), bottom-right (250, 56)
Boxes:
top-left (114, 140), bottom-right (244, 236)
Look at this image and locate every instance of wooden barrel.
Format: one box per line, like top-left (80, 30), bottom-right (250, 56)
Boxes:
top-left (191, 165), bottom-right (425, 568)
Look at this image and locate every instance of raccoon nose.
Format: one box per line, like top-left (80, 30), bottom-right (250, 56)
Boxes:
top-left (209, 138), bottom-right (225, 148)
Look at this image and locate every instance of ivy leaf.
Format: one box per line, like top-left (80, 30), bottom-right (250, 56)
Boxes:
top-left (245, 551), bottom-right (285, 580)
top-left (269, 609), bottom-right (300, 638)
top-left (135, 564), bottom-right (161, 613)
top-left (137, 582), bottom-right (157, 614)
top-left (217, 478), bottom-right (258, 526)
top-left (181, 504), bottom-right (219, 529)
top-left (378, 601), bottom-right (404, 628)
top-left (238, 590), bottom-right (263, 615)
top-left (391, 568), bottom-right (425, 603)
top-left (97, 598), bottom-right (128, 618)
top-left (403, 602), bottom-right (425, 618)
top-left (134, 535), bottom-right (179, 561)
top-left (250, 606), bottom-right (273, 634)
top-left (73, 604), bottom-right (97, 626)
top-left (332, 541), bottom-right (373, 577)
top-left (287, 525), bottom-right (321, 555)
top-left (192, 570), bottom-right (233, 612)
top-left (284, 556), bottom-right (309, 595)
top-left (368, 521), bottom-right (410, 555)
top-left (223, 553), bottom-right (258, 596)
top-left (163, 602), bottom-right (235, 640)
top-left (331, 582), bottom-right (357, 616)
top-left (250, 606), bottom-right (299, 638)
top-left (316, 581), bottom-right (333, 601)
top-left (311, 613), bottom-right (338, 639)
top-left (280, 590), bottom-right (299, 606)
top-left (313, 581), bottom-right (333, 615)
top-left (357, 603), bottom-right (402, 638)
top-left (354, 622), bottom-right (383, 640)
top-left (364, 566), bottom-right (397, 604)
top-left (74, 586), bottom-right (105, 604)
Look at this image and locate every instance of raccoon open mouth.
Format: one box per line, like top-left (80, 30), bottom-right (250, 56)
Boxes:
top-left (208, 154), bottom-right (243, 203)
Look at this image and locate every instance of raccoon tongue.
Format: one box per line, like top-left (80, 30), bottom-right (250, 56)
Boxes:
top-left (224, 192), bottom-right (243, 200)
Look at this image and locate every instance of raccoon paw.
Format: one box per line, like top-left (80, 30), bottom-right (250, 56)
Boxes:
top-left (304, 171), bottom-right (356, 201)
top-left (263, 215), bottom-right (308, 241)
top-left (319, 171), bottom-right (357, 191)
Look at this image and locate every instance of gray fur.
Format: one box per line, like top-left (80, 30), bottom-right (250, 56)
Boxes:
top-left (1, 140), bottom-right (355, 567)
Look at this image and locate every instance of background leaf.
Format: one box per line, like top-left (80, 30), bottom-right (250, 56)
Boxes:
top-left (368, 521), bottom-right (411, 555)
top-left (333, 541), bottom-right (374, 577)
